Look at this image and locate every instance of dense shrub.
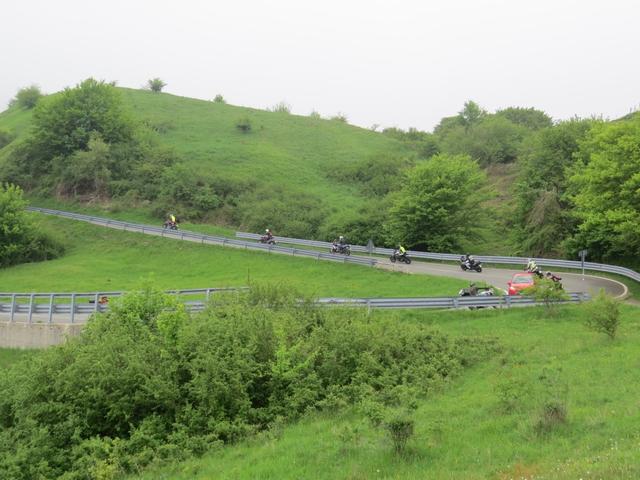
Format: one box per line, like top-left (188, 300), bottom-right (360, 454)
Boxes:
top-left (147, 78), bottom-right (167, 92)
top-left (235, 117), bottom-right (252, 133)
top-left (0, 285), bottom-right (498, 479)
top-left (236, 187), bottom-right (327, 238)
top-left (0, 184), bottom-right (64, 267)
top-left (326, 154), bottom-right (411, 197)
top-left (213, 94), bottom-right (225, 103)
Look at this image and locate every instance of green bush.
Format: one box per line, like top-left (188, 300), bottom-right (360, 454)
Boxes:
top-left (213, 94), bottom-right (225, 103)
top-left (147, 78), bottom-right (166, 93)
top-left (10, 85), bottom-right (42, 109)
top-left (522, 277), bottom-right (569, 315)
top-left (235, 116), bottom-right (252, 133)
top-left (584, 289), bottom-right (621, 339)
top-left (0, 183), bottom-right (64, 267)
top-left (0, 285), bottom-right (498, 479)
top-left (385, 413), bottom-right (415, 454)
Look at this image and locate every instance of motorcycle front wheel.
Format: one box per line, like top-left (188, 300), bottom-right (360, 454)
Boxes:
top-left (475, 266), bottom-right (482, 272)
top-left (390, 255), bottom-right (396, 263)
top-left (404, 257), bottom-right (412, 264)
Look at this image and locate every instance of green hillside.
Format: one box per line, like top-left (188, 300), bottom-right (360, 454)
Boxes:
top-left (0, 87), bottom-right (407, 219)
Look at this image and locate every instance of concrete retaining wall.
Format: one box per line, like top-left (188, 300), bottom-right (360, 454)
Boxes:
top-left (0, 322), bottom-right (84, 348)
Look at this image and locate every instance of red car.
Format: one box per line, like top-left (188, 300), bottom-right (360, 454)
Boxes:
top-left (507, 272), bottom-right (535, 295)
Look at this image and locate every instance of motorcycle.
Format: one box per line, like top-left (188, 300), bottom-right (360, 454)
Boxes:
top-left (458, 283), bottom-right (495, 309)
top-left (460, 256), bottom-right (482, 273)
top-left (163, 220), bottom-right (178, 231)
top-left (390, 250), bottom-right (412, 264)
top-left (331, 243), bottom-right (351, 255)
top-left (545, 271), bottom-right (564, 290)
top-left (260, 235), bottom-right (276, 245)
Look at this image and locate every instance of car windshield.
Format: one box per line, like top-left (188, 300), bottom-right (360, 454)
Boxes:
top-left (513, 274), bottom-right (534, 284)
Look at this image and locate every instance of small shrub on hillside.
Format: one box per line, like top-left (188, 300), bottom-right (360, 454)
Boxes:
top-left (495, 376), bottom-right (528, 413)
top-left (213, 94), bottom-right (226, 103)
top-left (270, 101), bottom-right (291, 114)
top-left (535, 401), bottom-right (567, 435)
top-left (534, 366), bottom-right (569, 435)
top-left (331, 112), bottom-right (348, 123)
top-left (385, 412), bottom-right (415, 454)
top-left (10, 85), bottom-right (42, 109)
top-left (236, 116), bottom-right (252, 133)
top-left (309, 110), bottom-right (321, 119)
top-left (584, 289), bottom-right (621, 339)
top-left (147, 78), bottom-right (167, 92)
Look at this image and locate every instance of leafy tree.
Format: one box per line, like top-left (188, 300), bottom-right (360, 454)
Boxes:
top-left (0, 184), bottom-right (63, 267)
top-left (385, 154), bottom-right (489, 251)
top-left (496, 107), bottom-right (553, 130)
top-left (9, 85), bottom-right (42, 109)
top-left (513, 119), bottom-right (594, 255)
top-left (213, 94), bottom-right (226, 103)
top-left (584, 289), bottom-right (621, 339)
top-left (31, 78), bottom-right (134, 160)
top-left (439, 116), bottom-right (526, 165)
top-left (459, 100), bottom-right (487, 130)
top-left (566, 114), bottom-right (640, 261)
top-left (147, 77), bottom-right (167, 92)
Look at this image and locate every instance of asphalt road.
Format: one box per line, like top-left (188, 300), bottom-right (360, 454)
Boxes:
top-left (378, 259), bottom-right (627, 297)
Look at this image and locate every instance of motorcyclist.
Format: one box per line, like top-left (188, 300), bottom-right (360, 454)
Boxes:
top-left (464, 253), bottom-right (475, 268)
top-left (397, 244), bottom-right (407, 259)
top-left (526, 258), bottom-right (542, 277)
top-left (264, 228), bottom-right (273, 240)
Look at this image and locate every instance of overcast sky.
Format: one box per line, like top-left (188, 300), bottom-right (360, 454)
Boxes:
top-left (2, 0), bottom-right (638, 131)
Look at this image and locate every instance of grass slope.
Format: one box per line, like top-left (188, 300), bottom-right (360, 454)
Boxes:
top-left (133, 305), bottom-right (640, 480)
top-left (0, 348), bottom-right (33, 368)
top-left (0, 88), bottom-right (407, 212)
top-left (0, 215), bottom-right (465, 296)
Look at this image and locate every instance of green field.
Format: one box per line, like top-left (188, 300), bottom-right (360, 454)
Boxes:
top-left (132, 304), bottom-right (640, 480)
top-left (0, 215), bottom-right (465, 296)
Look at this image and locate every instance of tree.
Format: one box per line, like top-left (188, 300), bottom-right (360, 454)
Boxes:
top-left (566, 114), bottom-right (640, 261)
top-left (213, 94), bottom-right (226, 103)
top-left (459, 100), bottom-right (487, 130)
top-left (385, 154), bottom-right (489, 251)
top-left (10, 85), bottom-right (42, 109)
top-left (0, 184), bottom-right (63, 267)
top-left (496, 107), bottom-right (553, 130)
top-left (513, 119), bottom-right (594, 255)
top-left (147, 78), bottom-right (167, 92)
top-left (270, 101), bottom-right (291, 113)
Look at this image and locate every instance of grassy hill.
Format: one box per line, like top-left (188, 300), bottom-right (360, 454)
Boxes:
top-left (0, 88), bottom-right (408, 219)
top-left (131, 305), bottom-right (640, 480)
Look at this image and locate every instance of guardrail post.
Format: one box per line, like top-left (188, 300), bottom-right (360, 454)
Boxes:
top-left (453, 297), bottom-right (459, 309)
top-left (28, 293), bottom-right (35, 324)
top-left (10, 294), bottom-right (16, 322)
top-left (181, 232), bottom-right (185, 240)
top-left (70, 293), bottom-right (76, 324)
top-left (94, 293), bottom-right (99, 314)
top-left (48, 294), bottom-right (55, 324)
top-left (505, 295), bottom-right (512, 308)
top-left (206, 289), bottom-right (211, 301)
top-left (367, 299), bottom-right (371, 315)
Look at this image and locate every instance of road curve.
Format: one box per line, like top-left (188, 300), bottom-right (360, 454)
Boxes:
top-left (25, 209), bottom-right (628, 298)
top-left (377, 259), bottom-right (627, 298)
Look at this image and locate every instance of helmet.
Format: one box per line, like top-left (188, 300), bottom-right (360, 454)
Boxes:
top-left (339, 235), bottom-right (344, 240)
top-left (266, 229), bottom-right (270, 233)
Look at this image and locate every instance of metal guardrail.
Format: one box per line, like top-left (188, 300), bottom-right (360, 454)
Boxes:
top-left (236, 232), bottom-right (640, 283)
top-left (0, 289), bottom-right (590, 324)
top-left (26, 207), bottom-right (377, 267)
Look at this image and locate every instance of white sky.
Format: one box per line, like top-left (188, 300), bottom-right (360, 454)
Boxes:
top-left (1, 0), bottom-right (639, 131)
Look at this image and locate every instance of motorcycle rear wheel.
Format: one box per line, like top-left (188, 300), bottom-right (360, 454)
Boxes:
top-left (390, 255), bottom-right (396, 263)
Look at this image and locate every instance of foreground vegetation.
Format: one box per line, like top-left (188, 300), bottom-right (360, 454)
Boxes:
top-left (0, 286), bottom-right (498, 479)
top-left (0, 216), bottom-right (465, 297)
top-left (131, 304), bottom-right (640, 480)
